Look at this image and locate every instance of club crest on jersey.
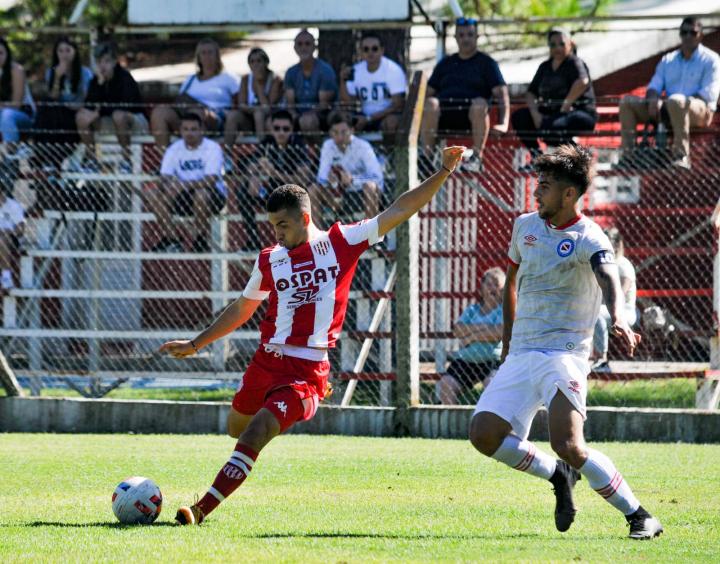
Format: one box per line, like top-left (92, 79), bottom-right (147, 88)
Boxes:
top-left (313, 240), bottom-right (331, 256)
top-left (557, 238), bottom-right (575, 257)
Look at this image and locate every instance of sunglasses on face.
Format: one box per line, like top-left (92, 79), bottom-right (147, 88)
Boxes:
top-left (548, 41), bottom-right (566, 48)
top-left (680, 28), bottom-right (700, 37)
top-left (273, 125), bottom-right (291, 132)
top-left (249, 58), bottom-right (265, 64)
top-left (456, 17), bottom-right (478, 26)
top-left (363, 45), bottom-right (380, 53)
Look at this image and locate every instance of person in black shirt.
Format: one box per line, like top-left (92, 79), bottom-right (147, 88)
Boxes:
top-left (76, 41), bottom-right (146, 169)
top-left (511, 28), bottom-right (597, 159)
top-left (421, 18), bottom-right (509, 171)
top-left (240, 110), bottom-right (312, 249)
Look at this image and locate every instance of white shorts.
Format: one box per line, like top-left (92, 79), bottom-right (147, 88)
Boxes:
top-left (473, 350), bottom-right (590, 440)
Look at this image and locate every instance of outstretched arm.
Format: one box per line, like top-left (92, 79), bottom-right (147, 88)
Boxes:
top-left (500, 262), bottom-right (518, 362)
top-left (159, 296), bottom-right (263, 358)
top-left (376, 146), bottom-right (465, 237)
top-left (593, 261), bottom-right (641, 356)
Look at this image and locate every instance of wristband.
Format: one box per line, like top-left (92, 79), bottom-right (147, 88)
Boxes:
top-left (442, 165), bottom-right (453, 174)
top-left (190, 339), bottom-right (199, 353)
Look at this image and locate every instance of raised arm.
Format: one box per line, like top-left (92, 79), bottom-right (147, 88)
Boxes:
top-left (593, 260), bottom-right (641, 356)
top-left (159, 296), bottom-right (263, 358)
top-left (376, 145), bottom-right (464, 237)
top-left (500, 261), bottom-right (518, 362)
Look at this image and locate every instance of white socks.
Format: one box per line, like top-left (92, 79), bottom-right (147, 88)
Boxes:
top-left (579, 448), bottom-right (640, 515)
top-left (491, 435), bottom-right (556, 480)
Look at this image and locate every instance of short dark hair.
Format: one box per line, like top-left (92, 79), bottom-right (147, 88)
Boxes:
top-left (271, 109), bottom-right (294, 123)
top-left (361, 32), bottom-right (383, 47)
top-left (93, 41), bottom-right (117, 60)
top-left (328, 111), bottom-right (352, 129)
top-left (681, 16), bottom-right (702, 29)
top-left (179, 112), bottom-right (203, 126)
top-left (266, 184), bottom-right (311, 214)
top-left (534, 144), bottom-right (594, 196)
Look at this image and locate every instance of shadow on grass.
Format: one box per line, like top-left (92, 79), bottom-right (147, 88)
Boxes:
top-left (2, 520), bottom-right (177, 528)
top-left (250, 532), bottom-right (544, 540)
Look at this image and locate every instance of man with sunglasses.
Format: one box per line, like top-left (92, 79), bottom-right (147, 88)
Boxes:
top-left (618, 16), bottom-right (720, 169)
top-left (421, 17), bottom-right (509, 172)
top-left (339, 33), bottom-right (407, 145)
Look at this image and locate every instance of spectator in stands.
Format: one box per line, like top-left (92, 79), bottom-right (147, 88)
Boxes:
top-left (339, 33), bottom-right (406, 145)
top-left (420, 18), bottom-right (509, 171)
top-left (152, 38), bottom-right (240, 149)
top-left (0, 181), bottom-right (24, 290)
top-left (284, 29), bottom-right (338, 138)
top-left (310, 112), bottom-right (383, 223)
top-left (0, 37), bottom-right (36, 153)
top-left (76, 41), bottom-right (146, 171)
top-left (148, 113), bottom-right (226, 253)
top-left (32, 36), bottom-right (93, 168)
top-left (241, 109), bottom-right (312, 249)
top-left (436, 267), bottom-right (505, 405)
top-left (511, 28), bottom-right (596, 165)
top-left (618, 16), bottom-right (720, 169)
top-left (592, 227), bottom-right (637, 370)
top-left (223, 48), bottom-right (282, 143)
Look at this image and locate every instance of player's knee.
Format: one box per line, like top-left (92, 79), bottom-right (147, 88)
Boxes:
top-left (550, 438), bottom-right (585, 467)
top-left (468, 414), bottom-right (503, 457)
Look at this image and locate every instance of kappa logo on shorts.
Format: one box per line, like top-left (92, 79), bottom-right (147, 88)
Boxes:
top-left (568, 380), bottom-right (581, 393)
top-left (274, 401), bottom-right (288, 417)
top-left (523, 234), bottom-right (538, 246)
top-left (557, 238), bottom-right (575, 257)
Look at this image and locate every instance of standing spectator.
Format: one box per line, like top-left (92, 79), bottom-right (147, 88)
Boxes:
top-left (618, 17), bottom-right (720, 169)
top-left (511, 28), bottom-right (596, 163)
top-left (436, 267), bottom-right (505, 405)
top-left (420, 18), bottom-right (509, 171)
top-left (592, 227), bottom-right (637, 370)
top-left (0, 37), bottom-right (36, 153)
top-left (284, 29), bottom-right (338, 139)
top-left (76, 41), bottom-right (146, 170)
top-left (224, 48), bottom-right (282, 143)
top-left (0, 182), bottom-right (24, 290)
top-left (241, 110), bottom-right (312, 249)
top-left (152, 39), bottom-right (240, 149)
top-left (32, 36), bottom-right (93, 168)
top-left (148, 113), bottom-right (226, 253)
top-left (339, 33), bottom-right (406, 145)
top-left (310, 112), bottom-right (383, 222)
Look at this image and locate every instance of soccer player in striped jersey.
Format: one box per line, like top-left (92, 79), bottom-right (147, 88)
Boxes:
top-left (161, 145), bottom-right (466, 525)
top-left (468, 145), bottom-right (663, 540)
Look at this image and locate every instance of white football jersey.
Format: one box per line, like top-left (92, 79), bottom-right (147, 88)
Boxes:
top-left (508, 212), bottom-right (613, 357)
top-left (346, 56), bottom-right (407, 117)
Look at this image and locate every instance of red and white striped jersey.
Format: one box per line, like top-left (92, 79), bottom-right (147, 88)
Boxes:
top-left (242, 217), bottom-right (383, 348)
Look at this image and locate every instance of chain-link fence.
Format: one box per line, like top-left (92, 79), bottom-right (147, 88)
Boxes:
top-left (0, 108), bottom-right (717, 409)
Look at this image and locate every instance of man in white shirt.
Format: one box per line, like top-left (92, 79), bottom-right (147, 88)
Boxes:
top-left (0, 186), bottom-right (25, 290)
top-left (148, 113), bottom-right (226, 252)
top-left (619, 16), bottom-right (720, 168)
top-left (339, 33), bottom-right (406, 144)
top-left (310, 112), bottom-right (384, 223)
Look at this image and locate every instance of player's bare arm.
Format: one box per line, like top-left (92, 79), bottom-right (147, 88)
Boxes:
top-left (376, 145), bottom-right (465, 237)
top-left (593, 261), bottom-right (641, 356)
top-left (159, 296), bottom-right (263, 358)
top-left (500, 261), bottom-right (518, 361)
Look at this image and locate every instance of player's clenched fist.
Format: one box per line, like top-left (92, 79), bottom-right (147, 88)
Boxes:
top-left (441, 145), bottom-right (466, 173)
top-left (159, 339), bottom-right (197, 358)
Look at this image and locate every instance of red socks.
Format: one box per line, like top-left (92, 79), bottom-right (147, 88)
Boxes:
top-left (196, 442), bottom-right (258, 516)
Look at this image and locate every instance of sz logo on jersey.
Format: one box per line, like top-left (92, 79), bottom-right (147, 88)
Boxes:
top-left (556, 238), bottom-right (575, 257)
top-left (288, 286), bottom-right (321, 308)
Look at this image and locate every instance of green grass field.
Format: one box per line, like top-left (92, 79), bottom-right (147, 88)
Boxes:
top-left (1, 434), bottom-right (718, 562)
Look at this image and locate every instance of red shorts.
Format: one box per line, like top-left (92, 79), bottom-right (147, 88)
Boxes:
top-left (232, 347), bottom-right (331, 429)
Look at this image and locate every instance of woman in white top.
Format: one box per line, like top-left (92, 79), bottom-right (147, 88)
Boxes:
top-left (0, 37), bottom-right (35, 150)
top-left (223, 48), bottom-right (282, 144)
top-left (151, 38), bottom-right (239, 148)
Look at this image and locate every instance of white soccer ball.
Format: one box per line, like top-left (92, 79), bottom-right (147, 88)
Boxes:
top-left (111, 476), bottom-right (163, 524)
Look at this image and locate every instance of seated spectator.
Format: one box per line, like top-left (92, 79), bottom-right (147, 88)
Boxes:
top-left (592, 227), bottom-right (637, 370)
top-left (339, 33), bottom-right (406, 145)
top-left (618, 16), bottom-right (720, 169)
top-left (76, 41), bottom-right (146, 170)
top-left (0, 37), bottom-right (36, 153)
top-left (0, 181), bottom-right (25, 290)
top-left (284, 29), bottom-right (338, 139)
top-left (152, 38), bottom-right (239, 149)
top-left (511, 28), bottom-right (596, 163)
top-left (420, 18), bottom-right (509, 171)
top-left (32, 36), bottom-right (93, 168)
top-left (223, 48), bottom-right (282, 143)
top-left (241, 110), bottom-right (312, 249)
top-left (310, 112), bottom-right (383, 223)
top-left (436, 267), bottom-right (505, 405)
top-left (147, 113), bottom-right (226, 253)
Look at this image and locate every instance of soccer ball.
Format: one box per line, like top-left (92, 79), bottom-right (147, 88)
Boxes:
top-left (111, 476), bottom-right (163, 524)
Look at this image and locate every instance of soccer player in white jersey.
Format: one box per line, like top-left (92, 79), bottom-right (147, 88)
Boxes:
top-left (468, 145), bottom-right (663, 540)
top-left (160, 145), bottom-right (466, 525)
